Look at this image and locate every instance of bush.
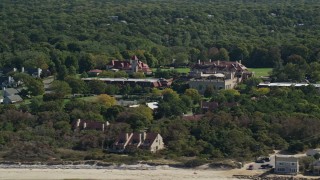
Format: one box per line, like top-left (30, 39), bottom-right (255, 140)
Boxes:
top-left (184, 158), bottom-right (207, 168)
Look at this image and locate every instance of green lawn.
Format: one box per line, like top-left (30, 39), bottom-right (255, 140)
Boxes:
top-left (152, 67), bottom-right (190, 73)
top-left (78, 95), bottom-right (99, 102)
top-left (248, 68), bottom-right (272, 77)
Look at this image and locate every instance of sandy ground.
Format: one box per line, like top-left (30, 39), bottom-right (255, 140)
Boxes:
top-left (0, 168), bottom-right (261, 180)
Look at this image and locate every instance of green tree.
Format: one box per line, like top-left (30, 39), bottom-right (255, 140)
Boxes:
top-left (65, 76), bottom-right (88, 94)
top-left (50, 80), bottom-right (72, 98)
top-left (79, 53), bottom-right (95, 73)
top-left (88, 80), bottom-right (106, 94)
top-left (96, 94), bottom-right (117, 108)
top-left (184, 88), bottom-right (201, 104)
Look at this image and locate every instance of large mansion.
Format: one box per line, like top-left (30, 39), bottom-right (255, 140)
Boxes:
top-left (106, 56), bottom-right (152, 75)
top-left (189, 60), bottom-right (253, 93)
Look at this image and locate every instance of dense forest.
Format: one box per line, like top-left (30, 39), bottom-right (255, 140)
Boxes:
top-left (1, 0), bottom-right (320, 71)
top-left (1, 0), bottom-right (320, 164)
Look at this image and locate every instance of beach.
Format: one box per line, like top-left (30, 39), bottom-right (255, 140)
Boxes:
top-left (0, 167), bottom-right (258, 180)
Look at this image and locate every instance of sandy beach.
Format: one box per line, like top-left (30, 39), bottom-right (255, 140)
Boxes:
top-left (0, 168), bottom-right (259, 180)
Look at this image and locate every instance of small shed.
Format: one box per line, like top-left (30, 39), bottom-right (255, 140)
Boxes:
top-left (306, 149), bottom-right (320, 156)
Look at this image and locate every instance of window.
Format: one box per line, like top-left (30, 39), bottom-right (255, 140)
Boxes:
top-left (277, 168), bottom-right (285, 172)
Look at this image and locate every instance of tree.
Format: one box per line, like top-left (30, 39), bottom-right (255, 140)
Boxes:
top-left (218, 48), bottom-right (230, 61)
top-left (65, 76), bottom-right (88, 94)
top-left (79, 53), bottom-right (95, 73)
top-left (174, 53), bottom-right (189, 66)
top-left (96, 94), bottom-right (116, 108)
top-left (50, 80), bottom-right (72, 98)
top-left (144, 51), bottom-right (157, 67)
top-left (88, 80), bottom-right (106, 94)
top-left (117, 106), bottom-right (153, 131)
top-left (132, 72), bottom-right (145, 78)
top-left (184, 88), bottom-right (201, 104)
top-left (13, 73), bottom-right (44, 96)
top-left (56, 65), bottom-right (68, 80)
top-left (204, 85), bottom-right (214, 98)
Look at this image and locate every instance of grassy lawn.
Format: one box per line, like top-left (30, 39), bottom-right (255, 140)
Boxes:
top-left (152, 67), bottom-right (190, 73)
top-left (78, 95), bottom-right (99, 102)
top-left (248, 68), bottom-right (272, 77)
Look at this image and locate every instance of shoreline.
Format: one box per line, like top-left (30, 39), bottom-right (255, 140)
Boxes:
top-left (0, 163), bottom-right (254, 180)
top-left (0, 167), bottom-right (248, 180)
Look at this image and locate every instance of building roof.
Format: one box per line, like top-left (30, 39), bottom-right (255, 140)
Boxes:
top-left (259, 82), bottom-right (320, 88)
top-left (139, 132), bottom-right (159, 148)
top-left (106, 56), bottom-right (152, 74)
top-left (146, 102), bottom-right (158, 110)
top-left (313, 160), bottom-right (320, 166)
top-left (131, 55), bottom-right (139, 61)
top-left (72, 119), bottom-right (107, 131)
top-left (114, 132), bottom-right (160, 149)
top-left (192, 60), bottom-right (248, 72)
top-left (201, 101), bottom-right (219, 110)
top-left (82, 77), bottom-right (163, 83)
top-left (275, 155), bottom-right (298, 162)
top-left (5, 95), bottom-right (23, 102)
top-left (4, 88), bottom-right (19, 96)
top-left (88, 69), bottom-right (103, 73)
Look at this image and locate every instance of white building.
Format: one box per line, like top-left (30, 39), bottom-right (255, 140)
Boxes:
top-left (274, 155), bottom-right (299, 175)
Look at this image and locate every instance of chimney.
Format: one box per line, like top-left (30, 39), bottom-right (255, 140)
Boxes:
top-left (2, 87), bottom-right (5, 91)
top-left (236, 61), bottom-right (238, 67)
top-left (37, 68), bottom-right (42, 77)
top-left (83, 122), bottom-right (87, 129)
top-left (125, 133), bottom-right (129, 141)
top-left (143, 132), bottom-right (146, 141)
top-left (217, 60), bottom-right (220, 65)
top-left (21, 67), bottom-right (25, 73)
top-left (102, 124), bottom-right (105, 131)
top-left (76, 119), bottom-right (81, 127)
top-left (239, 60), bottom-right (242, 64)
top-left (209, 59), bottom-right (212, 63)
top-left (198, 60), bottom-right (200, 64)
top-left (139, 133), bottom-right (142, 142)
top-left (13, 68), bottom-right (17, 72)
top-left (105, 121), bottom-right (110, 127)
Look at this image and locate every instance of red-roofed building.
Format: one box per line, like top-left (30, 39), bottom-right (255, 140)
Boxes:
top-left (106, 56), bottom-right (152, 75)
top-left (72, 119), bottom-right (109, 132)
top-left (113, 132), bottom-right (164, 153)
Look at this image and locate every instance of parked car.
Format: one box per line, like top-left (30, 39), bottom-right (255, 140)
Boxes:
top-left (260, 164), bottom-right (273, 169)
top-left (248, 164), bottom-right (254, 170)
top-left (255, 159), bottom-right (265, 163)
top-left (262, 157), bottom-right (270, 162)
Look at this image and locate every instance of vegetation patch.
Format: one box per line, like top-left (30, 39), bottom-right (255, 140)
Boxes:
top-left (248, 68), bottom-right (272, 77)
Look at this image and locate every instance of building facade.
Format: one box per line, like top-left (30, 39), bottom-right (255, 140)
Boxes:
top-left (113, 132), bottom-right (164, 153)
top-left (82, 77), bottom-right (172, 89)
top-left (106, 55), bottom-right (152, 75)
top-left (188, 60), bottom-right (253, 93)
top-left (274, 155), bottom-right (299, 175)
top-left (72, 119), bottom-right (109, 132)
